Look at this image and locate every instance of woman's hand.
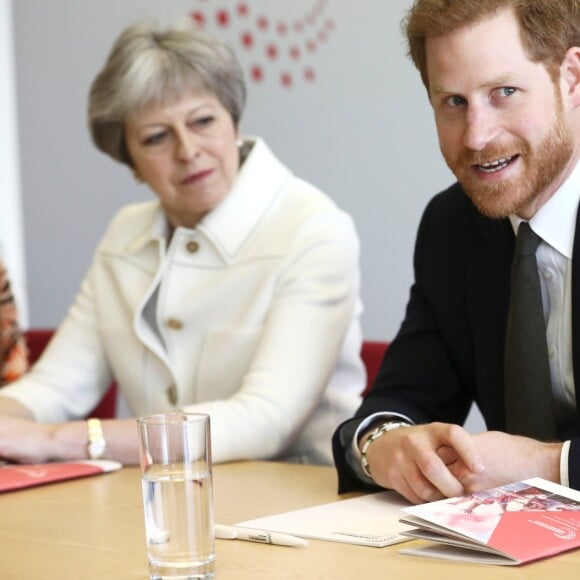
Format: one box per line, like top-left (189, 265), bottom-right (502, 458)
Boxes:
top-left (0, 414), bottom-right (140, 465)
top-left (0, 416), bottom-right (72, 463)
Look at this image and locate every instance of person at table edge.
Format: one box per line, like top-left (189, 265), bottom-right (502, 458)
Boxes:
top-left (333, 0), bottom-right (580, 503)
top-left (0, 258), bottom-right (27, 386)
top-left (0, 21), bottom-right (364, 466)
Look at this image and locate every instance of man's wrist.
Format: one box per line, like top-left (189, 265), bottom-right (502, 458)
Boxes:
top-left (540, 440), bottom-right (564, 483)
top-left (359, 421), bottom-right (410, 478)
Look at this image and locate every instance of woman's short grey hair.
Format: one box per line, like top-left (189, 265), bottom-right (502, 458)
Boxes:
top-left (88, 21), bottom-right (246, 167)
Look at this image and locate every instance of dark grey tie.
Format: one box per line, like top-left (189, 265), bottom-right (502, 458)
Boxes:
top-left (504, 222), bottom-right (556, 440)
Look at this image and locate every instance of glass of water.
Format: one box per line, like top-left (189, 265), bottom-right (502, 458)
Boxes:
top-left (137, 413), bottom-right (215, 579)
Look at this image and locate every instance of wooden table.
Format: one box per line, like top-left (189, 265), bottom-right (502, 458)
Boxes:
top-left (2, 461), bottom-right (580, 579)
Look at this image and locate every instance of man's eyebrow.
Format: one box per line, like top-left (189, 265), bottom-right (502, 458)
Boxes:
top-left (430, 75), bottom-right (519, 97)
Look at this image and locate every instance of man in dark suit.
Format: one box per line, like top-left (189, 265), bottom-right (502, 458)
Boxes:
top-left (334, 0), bottom-right (580, 503)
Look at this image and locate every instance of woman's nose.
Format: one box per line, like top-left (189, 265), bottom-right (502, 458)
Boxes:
top-left (176, 132), bottom-right (200, 161)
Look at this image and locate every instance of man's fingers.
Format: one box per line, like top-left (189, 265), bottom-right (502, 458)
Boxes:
top-left (388, 471), bottom-right (425, 504)
top-left (436, 445), bottom-right (457, 465)
top-left (403, 461), bottom-right (447, 503)
top-left (396, 425), bottom-right (466, 499)
top-left (398, 477), bottom-right (438, 504)
top-left (387, 459), bottom-right (445, 504)
top-left (415, 446), bottom-right (465, 499)
top-left (438, 423), bottom-right (485, 474)
top-left (365, 422), bottom-right (483, 504)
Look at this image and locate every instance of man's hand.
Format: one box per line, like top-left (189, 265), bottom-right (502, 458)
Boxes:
top-left (361, 422), bottom-right (484, 504)
top-left (439, 431), bottom-right (562, 492)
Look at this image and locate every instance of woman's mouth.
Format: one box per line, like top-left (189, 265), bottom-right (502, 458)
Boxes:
top-left (182, 169), bottom-right (214, 185)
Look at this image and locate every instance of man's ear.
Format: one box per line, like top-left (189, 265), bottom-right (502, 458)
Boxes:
top-left (560, 47), bottom-right (580, 108)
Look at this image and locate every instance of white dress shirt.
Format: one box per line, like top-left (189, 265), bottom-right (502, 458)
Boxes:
top-left (514, 159), bottom-right (580, 485)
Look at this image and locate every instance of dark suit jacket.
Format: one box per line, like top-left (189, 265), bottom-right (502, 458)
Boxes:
top-left (333, 182), bottom-right (580, 493)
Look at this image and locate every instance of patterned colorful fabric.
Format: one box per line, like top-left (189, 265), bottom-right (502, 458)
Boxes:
top-left (0, 259), bottom-right (28, 385)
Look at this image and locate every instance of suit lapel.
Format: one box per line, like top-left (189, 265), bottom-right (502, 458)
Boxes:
top-left (464, 213), bottom-right (514, 427)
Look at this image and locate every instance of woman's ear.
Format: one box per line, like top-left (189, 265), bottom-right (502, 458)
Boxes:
top-left (560, 47), bottom-right (580, 108)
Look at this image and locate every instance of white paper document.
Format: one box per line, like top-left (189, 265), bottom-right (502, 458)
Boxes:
top-left (237, 491), bottom-right (413, 547)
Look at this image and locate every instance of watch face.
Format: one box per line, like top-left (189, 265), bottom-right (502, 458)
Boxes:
top-left (89, 439), bottom-right (106, 459)
top-left (87, 418), bottom-right (106, 459)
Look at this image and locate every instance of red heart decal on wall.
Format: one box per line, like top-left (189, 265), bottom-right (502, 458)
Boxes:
top-left (189, 0), bottom-right (336, 88)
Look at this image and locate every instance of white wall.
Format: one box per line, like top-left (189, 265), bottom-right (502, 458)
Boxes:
top-left (12, 0), bottom-right (485, 431)
top-left (1, 0), bottom-right (27, 324)
top-left (13, 0), bottom-right (454, 338)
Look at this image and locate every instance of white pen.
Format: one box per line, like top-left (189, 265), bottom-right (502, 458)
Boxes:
top-left (215, 524), bottom-right (309, 548)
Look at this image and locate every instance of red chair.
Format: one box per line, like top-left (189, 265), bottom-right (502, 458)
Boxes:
top-left (24, 329), bottom-right (117, 419)
top-left (361, 340), bottom-right (389, 395)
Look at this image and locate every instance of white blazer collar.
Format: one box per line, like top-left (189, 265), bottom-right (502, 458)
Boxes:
top-left (197, 137), bottom-right (292, 259)
top-left (124, 138), bottom-right (292, 259)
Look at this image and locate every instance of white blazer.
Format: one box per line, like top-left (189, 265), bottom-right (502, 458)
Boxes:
top-left (3, 139), bottom-right (364, 465)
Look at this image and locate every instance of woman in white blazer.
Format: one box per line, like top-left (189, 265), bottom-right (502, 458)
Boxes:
top-left (0, 21), bottom-right (364, 466)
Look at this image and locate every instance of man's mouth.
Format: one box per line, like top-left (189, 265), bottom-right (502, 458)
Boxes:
top-left (476, 155), bottom-right (518, 173)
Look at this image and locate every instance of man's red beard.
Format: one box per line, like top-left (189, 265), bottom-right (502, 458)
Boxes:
top-left (443, 106), bottom-right (573, 219)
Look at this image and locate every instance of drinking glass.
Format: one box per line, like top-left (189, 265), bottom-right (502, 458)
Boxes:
top-left (137, 413), bottom-right (215, 579)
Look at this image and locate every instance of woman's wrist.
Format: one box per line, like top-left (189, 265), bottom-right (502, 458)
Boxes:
top-left (48, 421), bottom-right (90, 461)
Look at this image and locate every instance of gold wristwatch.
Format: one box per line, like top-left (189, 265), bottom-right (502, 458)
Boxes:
top-left (86, 418), bottom-right (106, 460)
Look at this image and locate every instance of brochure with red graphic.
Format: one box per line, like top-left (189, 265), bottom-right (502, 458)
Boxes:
top-left (0, 460), bottom-right (122, 493)
top-left (399, 477), bottom-right (580, 565)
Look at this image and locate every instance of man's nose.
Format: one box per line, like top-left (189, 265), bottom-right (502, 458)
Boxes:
top-left (463, 106), bottom-right (501, 151)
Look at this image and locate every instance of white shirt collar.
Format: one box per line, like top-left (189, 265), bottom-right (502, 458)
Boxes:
top-left (509, 159), bottom-right (580, 259)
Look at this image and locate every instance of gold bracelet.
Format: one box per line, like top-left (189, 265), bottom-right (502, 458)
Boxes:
top-left (360, 421), bottom-right (409, 478)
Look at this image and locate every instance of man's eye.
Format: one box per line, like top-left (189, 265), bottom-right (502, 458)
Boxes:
top-left (497, 87), bottom-right (517, 98)
top-left (446, 95), bottom-right (466, 107)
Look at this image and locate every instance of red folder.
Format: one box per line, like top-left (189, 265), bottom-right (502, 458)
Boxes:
top-left (0, 460), bottom-right (121, 492)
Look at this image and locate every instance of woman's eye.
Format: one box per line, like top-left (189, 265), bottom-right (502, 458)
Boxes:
top-left (194, 116), bottom-right (214, 127)
top-left (143, 132), bottom-right (167, 146)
